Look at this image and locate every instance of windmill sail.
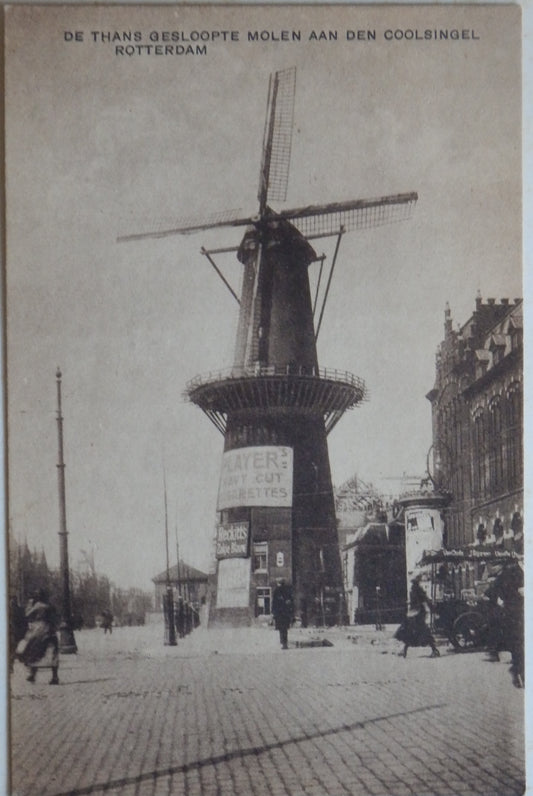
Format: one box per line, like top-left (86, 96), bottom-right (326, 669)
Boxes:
top-left (258, 66), bottom-right (296, 210)
top-left (118, 192), bottom-right (417, 244)
top-left (283, 192), bottom-right (418, 238)
top-left (118, 65), bottom-right (416, 248)
top-left (117, 208), bottom-right (253, 243)
top-left (245, 67), bottom-right (296, 366)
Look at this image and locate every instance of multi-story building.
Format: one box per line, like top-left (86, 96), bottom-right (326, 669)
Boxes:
top-left (426, 295), bottom-right (523, 549)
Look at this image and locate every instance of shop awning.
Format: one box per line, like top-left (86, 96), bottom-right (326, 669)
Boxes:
top-left (418, 547), bottom-right (522, 566)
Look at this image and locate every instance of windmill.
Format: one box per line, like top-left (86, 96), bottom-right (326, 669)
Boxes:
top-left (119, 67), bottom-right (417, 627)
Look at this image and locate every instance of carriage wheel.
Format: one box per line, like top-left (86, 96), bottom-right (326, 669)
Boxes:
top-left (451, 612), bottom-right (485, 650)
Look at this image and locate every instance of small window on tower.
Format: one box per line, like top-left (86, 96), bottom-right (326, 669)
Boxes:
top-left (253, 542), bottom-right (268, 572)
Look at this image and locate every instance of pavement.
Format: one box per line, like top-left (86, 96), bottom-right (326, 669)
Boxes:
top-left (9, 620), bottom-right (526, 796)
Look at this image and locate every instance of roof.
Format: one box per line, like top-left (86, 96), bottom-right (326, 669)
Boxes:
top-left (343, 522), bottom-right (389, 549)
top-left (508, 314), bottom-right (522, 330)
top-left (152, 559), bottom-right (209, 584)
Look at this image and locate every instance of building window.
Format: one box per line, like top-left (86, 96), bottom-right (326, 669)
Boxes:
top-left (473, 410), bottom-right (487, 499)
top-left (492, 345), bottom-right (504, 366)
top-left (510, 327), bottom-right (522, 350)
top-left (255, 587), bottom-right (271, 616)
top-left (506, 383), bottom-right (522, 490)
top-left (488, 397), bottom-right (504, 495)
top-left (252, 542), bottom-right (268, 572)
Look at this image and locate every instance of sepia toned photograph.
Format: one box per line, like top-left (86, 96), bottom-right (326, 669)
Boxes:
top-left (4, 4), bottom-right (524, 795)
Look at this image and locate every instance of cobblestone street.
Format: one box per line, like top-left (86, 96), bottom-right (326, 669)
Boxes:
top-left (9, 621), bottom-right (525, 796)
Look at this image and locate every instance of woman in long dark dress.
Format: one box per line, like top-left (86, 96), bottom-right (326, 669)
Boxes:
top-left (9, 597), bottom-right (27, 673)
top-left (395, 576), bottom-right (440, 658)
top-left (17, 590), bottom-right (60, 685)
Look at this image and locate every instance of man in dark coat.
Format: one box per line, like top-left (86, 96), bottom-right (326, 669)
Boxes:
top-left (101, 609), bottom-right (113, 634)
top-left (485, 561), bottom-right (524, 686)
top-left (272, 578), bottom-right (293, 650)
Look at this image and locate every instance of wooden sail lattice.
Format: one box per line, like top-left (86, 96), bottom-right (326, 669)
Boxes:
top-left (118, 67), bottom-right (418, 337)
top-left (262, 66), bottom-right (296, 205)
top-left (287, 193), bottom-right (418, 238)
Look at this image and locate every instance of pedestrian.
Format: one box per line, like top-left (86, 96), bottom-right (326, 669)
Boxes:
top-left (17, 589), bottom-right (60, 685)
top-left (9, 596), bottom-right (28, 673)
top-left (375, 585), bottom-right (383, 631)
top-left (485, 561), bottom-right (524, 686)
top-left (185, 601), bottom-right (193, 636)
top-left (395, 575), bottom-right (440, 658)
top-left (272, 578), bottom-right (293, 650)
top-left (101, 609), bottom-right (113, 634)
top-left (175, 596), bottom-right (185, 639)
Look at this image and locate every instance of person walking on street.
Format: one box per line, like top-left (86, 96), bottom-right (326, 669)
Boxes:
top-left (395, 575), bottom-right (440, 658)
top-left (375, 585), bottom-right (384, 631)
top-left (101, 609), bottom-right (113, 634)
top-left (175, 596), bottom-right (185, 639)
top-left (485, 561), bottom-right (524, 687)
top-left (9, 596), bottom-right (28, 673)
top-left (17, 589), bottom-right (60, 685)
top-left (272, 578), bottom-right (293, 650)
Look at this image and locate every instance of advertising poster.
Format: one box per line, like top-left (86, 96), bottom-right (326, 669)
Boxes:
top-left (217, 446), bottom-right (293, 510)
top-left (215, 521), bottom-right (250, 559)
top-left (215, 557), bottom-right (252, 608)
top-left (404, 506), bottom-right (445, 585)
top-left (4, 4), bottom-right (525, 796)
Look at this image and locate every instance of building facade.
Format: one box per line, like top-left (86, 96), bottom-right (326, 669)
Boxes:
top-left (426, 296), bottom-right (523, 548)
top-left (342, 520), bottom-right (406, 625)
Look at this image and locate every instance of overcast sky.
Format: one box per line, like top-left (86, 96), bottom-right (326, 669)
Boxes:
top-left (5, 4), bottom-right (522, 592)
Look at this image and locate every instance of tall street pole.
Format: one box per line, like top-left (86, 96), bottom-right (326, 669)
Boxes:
top-left (56, 368), bottom-right (77, 654)
top-left (175, 519), bottom-right (181, 597)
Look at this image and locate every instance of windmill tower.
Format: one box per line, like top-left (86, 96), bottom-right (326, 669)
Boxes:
top-left (120, 68), bottom-right (417, 627)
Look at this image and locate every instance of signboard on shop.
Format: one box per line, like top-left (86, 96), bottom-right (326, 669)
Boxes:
top-left (217, 446), bottom-right (293, 510)
top-left (215, 522), bottom-right (249, 559)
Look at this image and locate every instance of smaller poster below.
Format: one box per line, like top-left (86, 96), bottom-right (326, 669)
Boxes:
top-left (405, 507), bottom-right (444, 583)
top-left (216, 522), bottom-right (250, 559)
top-left (216, 558), bottom-right (251, 608)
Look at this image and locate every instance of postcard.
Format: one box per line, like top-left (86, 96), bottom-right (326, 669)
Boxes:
top-left (4, 4), bottom-right (524, 796)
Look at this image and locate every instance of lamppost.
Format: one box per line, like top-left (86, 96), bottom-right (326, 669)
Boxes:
top-left (55, 368), bottom-right (77, 654)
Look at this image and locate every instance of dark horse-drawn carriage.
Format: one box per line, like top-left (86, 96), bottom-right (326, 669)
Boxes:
top-left (417, 547), bottom-right (524, 686)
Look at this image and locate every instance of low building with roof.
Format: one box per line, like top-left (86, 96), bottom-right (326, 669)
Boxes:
top-left (152, 560), bottom-right (209, 612)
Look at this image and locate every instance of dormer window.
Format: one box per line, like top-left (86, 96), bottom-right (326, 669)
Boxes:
top-left (488, 334), bottom-right (507, 366)
top-left (510, 326), bottom-right (522, 350)
top-left (475, 349), bottom-right (490, 379)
